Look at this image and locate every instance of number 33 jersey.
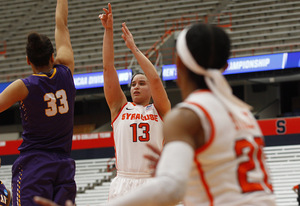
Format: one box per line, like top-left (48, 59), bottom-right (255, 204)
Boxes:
top-left (112, 102), bottom-right (164, 175)
top-left (18, 65), bottom-right (76, 155)
top-left (178, 90), bottom-right (276, 206)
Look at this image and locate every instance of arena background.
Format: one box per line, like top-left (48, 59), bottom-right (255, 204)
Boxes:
top-left (1, 0), bottom-right (300, 205)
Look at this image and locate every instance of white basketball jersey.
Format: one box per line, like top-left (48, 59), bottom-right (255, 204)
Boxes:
top-left (112, 102), bottom-right (164, 175)
top-left (178, 90), bottom-right (276, 206)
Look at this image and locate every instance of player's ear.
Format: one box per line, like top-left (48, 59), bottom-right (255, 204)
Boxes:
top-left (50, 53), bottom-right (54, 64)
top-left (26, 56), bottom-right (31, 65)
top-left (221, 63), bottom-right (228, 72)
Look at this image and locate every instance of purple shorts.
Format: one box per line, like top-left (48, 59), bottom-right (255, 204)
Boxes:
top-left (12, 150), bottom-right (76, 206)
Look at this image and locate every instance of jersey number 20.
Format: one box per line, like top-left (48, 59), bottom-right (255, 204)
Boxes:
top-left (235, 137), bottom-right (273, 193)
top-left (44, 89), bottom-right (69, 117)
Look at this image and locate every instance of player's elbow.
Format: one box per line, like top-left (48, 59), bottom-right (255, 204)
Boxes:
top-left (55, 24), bottom-right (69, 35)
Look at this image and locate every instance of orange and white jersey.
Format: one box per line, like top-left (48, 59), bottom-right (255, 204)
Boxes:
top-left (178, 90), bottom-right (276, 206)
top-left (112, 102), bottom-right (164, 175)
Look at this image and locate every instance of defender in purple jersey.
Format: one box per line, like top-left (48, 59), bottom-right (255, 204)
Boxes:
top-left (0, 0), bottom-right (76, 205)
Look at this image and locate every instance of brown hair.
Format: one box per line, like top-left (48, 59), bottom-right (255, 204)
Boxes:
top-left (26, 32), bottom-right (54, 67)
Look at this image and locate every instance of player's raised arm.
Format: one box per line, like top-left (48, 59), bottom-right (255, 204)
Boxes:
top-left (121, 23), bottom-right (171, 117)
top-left (54, 0), bottom-right (74, 74)
top-left (99, 3), bottom-right (127, 120)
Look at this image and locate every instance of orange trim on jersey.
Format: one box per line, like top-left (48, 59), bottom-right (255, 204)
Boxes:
top-left (185, 101), bottom-right (215, 206)
top-left (110, 103), bottom-right (129, 171)
top-left (114, 144), bottom-right (118, 171)
top-left (185, 101), bottom-right (215, 153)
top-left (193, 89), bottom-right (211, 94)
top-left (33, 68), bottom-right (57, 78)
top-left (111, 102), bottom-right (130, 168)
top-left (152, 104), bottom-right (164, 122)
top-left (111, 102), bottom-right (128, 127)
top-left (194, 157), bottom-right (214, 206)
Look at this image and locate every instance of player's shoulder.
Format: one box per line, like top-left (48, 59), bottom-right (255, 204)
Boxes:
top-left (53, 64), bottom-right (74, 80)
top-left (165, 107), bottom-right (199, 128)
top-left (54, 64), bottom-right (69, 72)
top-left (145, 103), bottom-right (155, 110)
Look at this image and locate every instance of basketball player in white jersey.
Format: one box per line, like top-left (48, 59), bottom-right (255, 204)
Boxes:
top-left (99, 3), bottom-right (171, 200)
top-left (104, 23), bottom-right (277, 206)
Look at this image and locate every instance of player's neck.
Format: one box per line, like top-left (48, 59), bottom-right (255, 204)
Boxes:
top-left (33, 65), bottom-right (53, 74)
top-left (181, 82), bottom-right (201, 99)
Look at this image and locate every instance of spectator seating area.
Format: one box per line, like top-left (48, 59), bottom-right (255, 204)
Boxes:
top-left (221, 0), bottom-right (300, 57)
top-left (0, 157), bottom-right (116, 206)
top-left (0, 0), bottom-right (220, 82)
top-left (2, 0), bottom-right (300, 82)
top-left (74, 158), bottom-right (116, 205)
top-left (1, 145), bottom-right (300, 206)
top-left (264, 145), bottom-right (300, 206)
top-left (0, 0), bottom-right (300, 82)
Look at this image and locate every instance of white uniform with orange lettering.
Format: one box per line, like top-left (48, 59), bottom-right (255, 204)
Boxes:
top-left (178, 89), bottom-right (276, 205)
top-left (109, 102), bottom-right (164, 200)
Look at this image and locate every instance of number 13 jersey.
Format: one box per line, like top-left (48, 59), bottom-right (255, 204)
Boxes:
top-left (112, 102), bottom-right (164, 175)
top-left (178, 90), bottom-right (276, 206)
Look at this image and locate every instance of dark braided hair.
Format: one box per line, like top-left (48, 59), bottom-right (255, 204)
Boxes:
top-left (26, 32), bottom-right (54, 67)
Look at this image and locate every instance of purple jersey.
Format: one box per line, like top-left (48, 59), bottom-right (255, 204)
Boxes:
top-left (18, 64), bottom-right (75, 155)
top-left (0, 181), bottom-right (9, 206)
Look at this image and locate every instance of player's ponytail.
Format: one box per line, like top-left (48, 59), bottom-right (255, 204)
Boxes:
top-left (26, 32), bottom-right (54, 67)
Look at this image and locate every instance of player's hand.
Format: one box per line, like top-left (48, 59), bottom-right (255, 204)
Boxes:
top-left (144, 143), bottom-right (162, 177)
top-left (99, 3), bottom-right (113, 29)
top-left (34, 196), bottom-right (74, 206)
top-left (121, 22), bottom-right (136, 51)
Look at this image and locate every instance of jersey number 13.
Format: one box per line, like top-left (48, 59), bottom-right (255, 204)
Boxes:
top-left (130, 123), bottom-right (150, 142)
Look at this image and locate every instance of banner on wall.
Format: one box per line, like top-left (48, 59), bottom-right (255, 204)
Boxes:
top-left (161, 51), bottom-right (300, 80)
top-left (73, 69), bottom-right (132, 90)
top-left (0, 69), bottom-right (133, 93)
top-left (1, 117), bottom-right (300, 156)
top-left (1, 52), bottom-right (300, 92)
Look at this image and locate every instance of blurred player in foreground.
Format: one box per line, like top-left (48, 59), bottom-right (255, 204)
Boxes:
top-left (0, 0), bottom-right (76, 205)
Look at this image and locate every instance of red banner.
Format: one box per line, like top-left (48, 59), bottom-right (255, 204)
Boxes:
top-left (0, 140), bottom-right (22, 156)
top-left (258, 117), bottom-right (300, 136)
top-left (1, 117), bottom-right (300, 156)
top-left (72, 132), bottom-right (114, 150)
top-left (0, 132), bottom-right (114, 156)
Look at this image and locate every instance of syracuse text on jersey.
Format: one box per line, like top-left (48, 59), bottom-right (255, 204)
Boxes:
top-left (121, 112), bottom-right (159, 122)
